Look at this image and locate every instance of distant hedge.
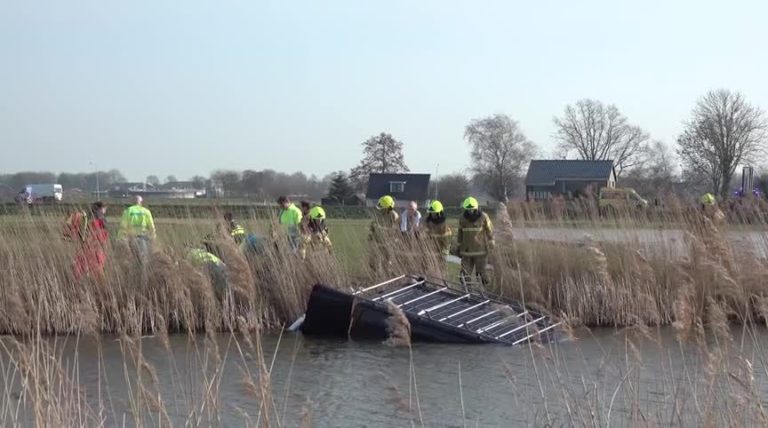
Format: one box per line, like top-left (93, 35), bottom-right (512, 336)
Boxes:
top-left (0, 202), bottom-right (466, 220)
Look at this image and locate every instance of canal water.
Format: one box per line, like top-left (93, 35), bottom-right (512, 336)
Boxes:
top-left (4, 326), bottom-right (766, 426)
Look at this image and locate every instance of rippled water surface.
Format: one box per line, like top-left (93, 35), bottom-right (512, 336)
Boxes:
top-left (6, 325), bottom-right (767, 426)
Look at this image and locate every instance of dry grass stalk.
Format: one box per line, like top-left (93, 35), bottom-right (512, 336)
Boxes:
top-left (383, 301), bottom-right (411, 348)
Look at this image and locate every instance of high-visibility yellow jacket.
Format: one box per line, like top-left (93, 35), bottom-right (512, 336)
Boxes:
top-left (187, 248), bottom-right (223, 266)
top-left (230, 224), bottom-right (246, 242)
top-left (278, 204), bottom-right (303, 236)
top-left (118, 205), bottom-right (156, 239)
top-left (457, 212), bottom-right (494, 257)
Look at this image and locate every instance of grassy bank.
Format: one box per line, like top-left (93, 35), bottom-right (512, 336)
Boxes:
top-left (1, 198), bottom-right (768, 334)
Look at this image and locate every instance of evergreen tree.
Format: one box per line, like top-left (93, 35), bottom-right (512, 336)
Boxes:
top-left (327, 171), bottom-right (355, 203)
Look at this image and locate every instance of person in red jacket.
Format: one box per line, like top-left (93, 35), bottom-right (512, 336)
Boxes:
top-left (72, 201), bottom-right (110, 281)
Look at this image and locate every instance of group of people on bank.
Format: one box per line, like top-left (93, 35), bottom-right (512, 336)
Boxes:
top-left (64, 195), bottom-right (157, 282)
top-left (62, 194), bottom-right (333, 286)
top-left (62, 193), bottom-right (496, 294)
top-left (369, 195), bottom-right (496, 285)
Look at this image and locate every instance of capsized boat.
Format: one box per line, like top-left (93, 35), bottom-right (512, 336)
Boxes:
top-left (298, 275), bottom-right (561, 345)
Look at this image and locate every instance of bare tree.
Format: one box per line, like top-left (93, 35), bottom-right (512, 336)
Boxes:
top-left (429, 173), bottom-right (471, 207)
top-left (190, 175), bottom-right (207, 189)
top-left (677, 89), bottom-right (767, 199)
top-left (349, 132), bottom-right (409, 190)
top-left (622, 140), bottom-right (679, 197)
top-left (553, 99), bottom-right (649, 176)
top-left (465, 114), bottom-right (536, 202)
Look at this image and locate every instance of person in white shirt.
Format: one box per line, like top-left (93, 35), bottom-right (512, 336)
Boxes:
top-left (400, 201), bottom-right (422, 234)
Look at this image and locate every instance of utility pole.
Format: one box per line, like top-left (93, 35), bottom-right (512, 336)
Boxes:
top-left (90, 162), bottom-right (99, 198)
top-left (434, 163), bottom-right (439, 200)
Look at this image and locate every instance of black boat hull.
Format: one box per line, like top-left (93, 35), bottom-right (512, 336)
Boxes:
top-left (301, 284), bottom-right (539, 344)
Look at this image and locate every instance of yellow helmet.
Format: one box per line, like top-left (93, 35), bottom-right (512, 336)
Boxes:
top-left (427, 200), bottom-right (444, 214)
top-left (700, 193), bottom-right (716, 205)
top-left (309, 206), bottom-right (326, 220)
top-left (462, 197), bottom-right (479, 211)
top-left (377, 195), bottom-right (395, 210)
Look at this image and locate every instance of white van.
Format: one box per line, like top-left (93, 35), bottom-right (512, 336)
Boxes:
top-left (16, 184), bottom-right (64, 204)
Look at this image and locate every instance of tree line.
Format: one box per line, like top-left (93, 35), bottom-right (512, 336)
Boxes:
top-left (2, 89), bottom-right (765, 203)
top-left (339, 89), bottom-right (767, 202)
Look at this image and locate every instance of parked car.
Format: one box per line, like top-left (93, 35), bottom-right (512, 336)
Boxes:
top-left (598, 187), bottom-right (647, 215)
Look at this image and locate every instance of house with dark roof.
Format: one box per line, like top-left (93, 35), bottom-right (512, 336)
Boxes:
top-left (525, 160), bottom-right (616, 201)
top-left (366, 173), bottom-right (431, 208)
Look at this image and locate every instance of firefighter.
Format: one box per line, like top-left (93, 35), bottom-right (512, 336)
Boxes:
top-left (300, 206), bottom-right (333, 259)
top-left (368, 195), bottom-right (400, 271)
top-left (423, 200), bottom-right (452, 257)
top-left (369, 195), bottom-right (400, 239)
top-left (218, 212), bottom-right (266, 256)
top-left (700, 192), bottom-right (725, 225)
top-left (223, 212), bottom-right (247, 244)
top-left (456, 197), bottom-right (495, 286)
top-left (700, 193), bottom-right (716, 209)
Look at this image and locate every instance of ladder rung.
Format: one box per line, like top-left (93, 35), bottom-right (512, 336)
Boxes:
top-left (476, 311), bottom-right (529, 334)
top-left (511, 321), bottom-right (561, 345)
top-left (355, 275), bottom-right (407, 294)
top-left (497, 316), bottom-right (546, 339)
top-left (372, 281), bottom-right (424, 301)
top-left (439, 300), bottom-right (490, 322)
top-left (418, 294), bottom-right (471, 316)
top-left (397, 287), bottom-right (448, 308)
top-left (459, 309), bottom-right (499, 328)
top-left (476, 318), bottom-right (511, 334)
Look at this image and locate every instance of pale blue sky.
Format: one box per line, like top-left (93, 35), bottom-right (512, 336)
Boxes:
top-left (1, 0), bottom-right (767, 181)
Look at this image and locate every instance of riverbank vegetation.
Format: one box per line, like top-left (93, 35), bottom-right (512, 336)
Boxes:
top-left (0, 198), bottom-right (767, 335)
top-left (0, 198), bottom-right (767, 425)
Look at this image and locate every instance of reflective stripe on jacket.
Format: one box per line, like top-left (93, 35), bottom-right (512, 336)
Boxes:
top-left (231, 224), bottom-right (246, 239)
top-left (425, 220), bottom-right (452, 255)
top-left (457, 212), bottom-right (494, 257)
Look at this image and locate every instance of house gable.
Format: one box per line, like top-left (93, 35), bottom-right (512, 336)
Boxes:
top-left (366, 173), bottom-right (431, 203)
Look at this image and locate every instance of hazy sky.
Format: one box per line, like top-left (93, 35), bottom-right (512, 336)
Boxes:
top-left (2, 0), bottom-right (767, 181)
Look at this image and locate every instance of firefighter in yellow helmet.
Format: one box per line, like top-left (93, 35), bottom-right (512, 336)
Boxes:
top-left (369, 195), bottom-right (400, 236)
top-left (368, 195), bottom-right (400, 271)
top-left (700, 193), bottom-right (716, 207)
top-left (456, 197), bottom-right (495, 285)
top-left (424, 200), bottom-right (452, 257)
top-left (699, 192), bottom-right (726, 225)
top-left (299, 206), bottom-right (333, 259)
